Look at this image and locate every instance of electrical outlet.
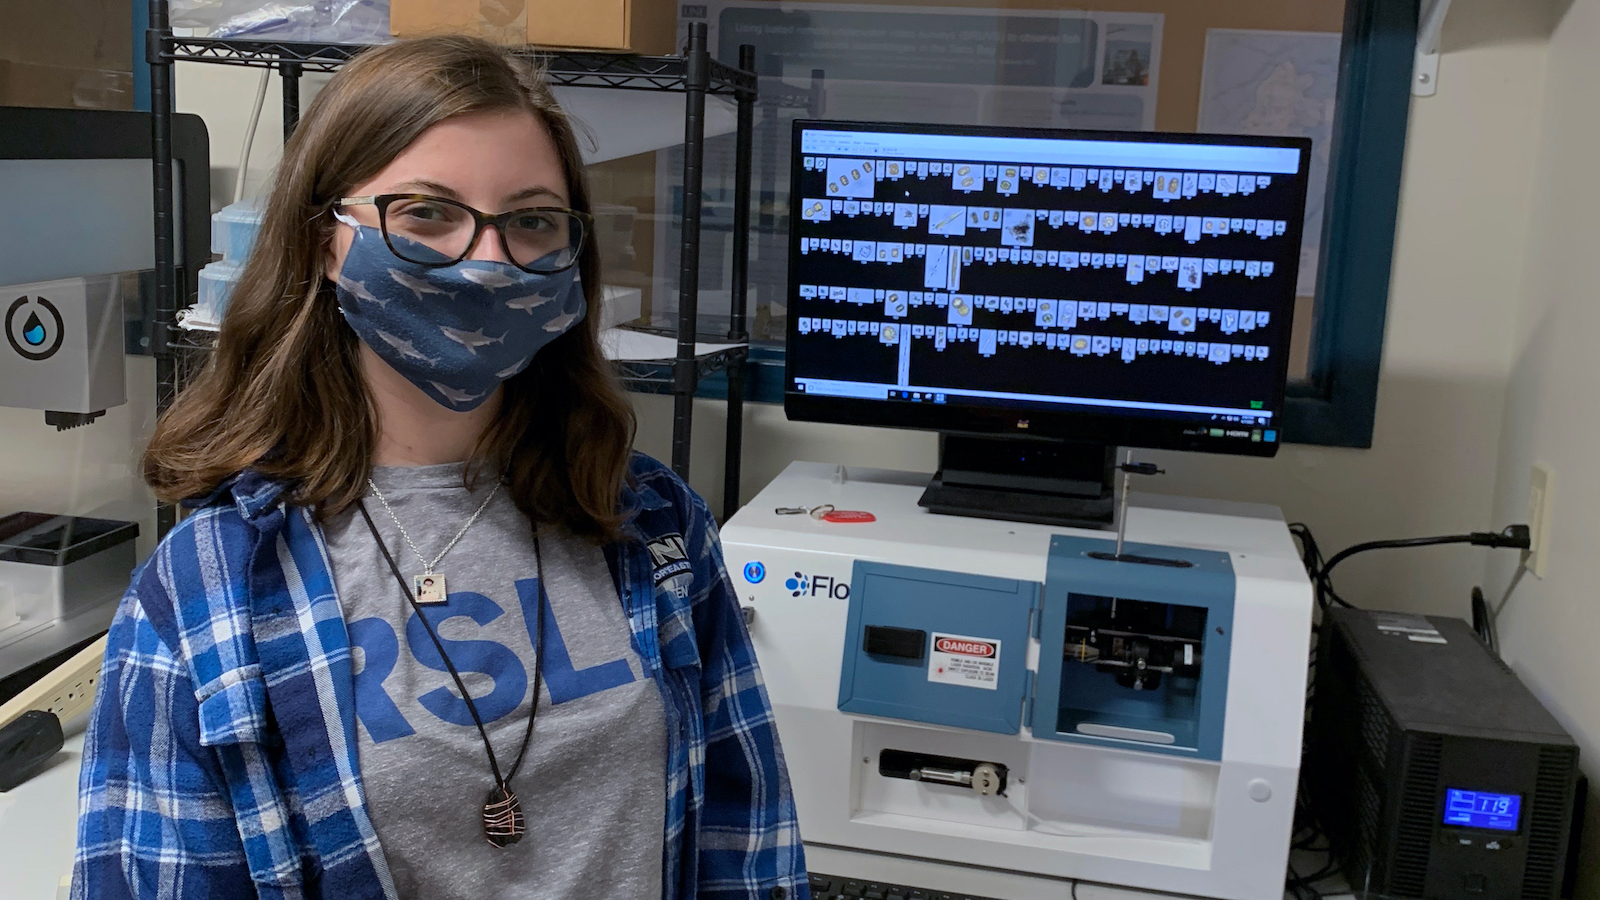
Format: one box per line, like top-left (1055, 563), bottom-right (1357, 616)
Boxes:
top-left (1526, 463), bottom-right (1555, 578)
top-left (0, 635), bottom-right (107, 731)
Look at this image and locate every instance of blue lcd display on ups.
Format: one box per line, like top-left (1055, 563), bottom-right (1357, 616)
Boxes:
top-left (1443, 788), bottom-right (1522, 831)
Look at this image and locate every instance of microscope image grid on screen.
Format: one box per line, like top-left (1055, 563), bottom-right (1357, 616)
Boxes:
top-left (789, 135), bottom-right (1305, 423)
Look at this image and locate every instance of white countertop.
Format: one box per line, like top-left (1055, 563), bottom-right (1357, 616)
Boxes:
top-left (0, 731), bottom-right (82, 899)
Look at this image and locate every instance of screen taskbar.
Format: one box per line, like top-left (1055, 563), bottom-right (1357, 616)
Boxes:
top-left (791, 377), bottom-right (1276, 424)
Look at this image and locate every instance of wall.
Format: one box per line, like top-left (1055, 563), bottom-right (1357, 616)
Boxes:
top-left (1483, 0), bottom-right (1600, 891)
top-left (173, 62), bottom-right (334, 208)
top-left (641, 0), bottom-right (1553, 621)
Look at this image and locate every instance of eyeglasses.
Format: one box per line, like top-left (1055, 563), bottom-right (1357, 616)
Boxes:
top-left (336, 194), bottom-right (592, 274)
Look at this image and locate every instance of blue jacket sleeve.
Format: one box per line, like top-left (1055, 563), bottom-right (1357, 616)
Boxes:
top-left (71, 577), bottom-right (261, 900)
top-left (682, 490), bottom-right (811, 900)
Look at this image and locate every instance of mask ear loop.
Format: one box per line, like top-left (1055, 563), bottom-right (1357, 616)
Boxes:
top-left (327, 207), bottom-right (366, 321)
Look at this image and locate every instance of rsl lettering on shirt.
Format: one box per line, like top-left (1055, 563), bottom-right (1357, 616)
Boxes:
top-left (349, 577), bottom-right (636, 744)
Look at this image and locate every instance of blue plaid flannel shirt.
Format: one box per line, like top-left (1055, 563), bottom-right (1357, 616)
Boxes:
top-left (73, 453), bottom-right (808, 900)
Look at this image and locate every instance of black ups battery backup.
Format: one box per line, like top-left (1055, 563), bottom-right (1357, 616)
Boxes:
top-left (1309, 608), bottom-right (1579, 900)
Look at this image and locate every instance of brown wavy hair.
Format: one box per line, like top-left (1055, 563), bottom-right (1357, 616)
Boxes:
top-left (144, 35), bottom-right (636, 540)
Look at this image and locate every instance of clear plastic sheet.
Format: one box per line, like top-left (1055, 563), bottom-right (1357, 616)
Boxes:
top-left (176, 0), bottom-right (392, 44)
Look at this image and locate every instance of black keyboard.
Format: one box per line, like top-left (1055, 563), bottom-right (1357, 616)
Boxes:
top-left (809, 872), bottom-right (1004, 900)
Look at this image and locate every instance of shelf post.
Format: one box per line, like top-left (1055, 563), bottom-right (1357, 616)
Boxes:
top-left (720, 44), bottom-right (756, 520)
top-left (282, 61), bottom-right (302, 139)
top-left (672, 23), bottom-right (710, 480)
top-left (149, 0), bottom-right (177, 537)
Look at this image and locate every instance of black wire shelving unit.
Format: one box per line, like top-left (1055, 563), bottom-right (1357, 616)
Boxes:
top-left (148, 9), bottom-right (773, 532)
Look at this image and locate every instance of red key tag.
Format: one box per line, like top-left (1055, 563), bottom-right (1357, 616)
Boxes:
top-left (821, 509), bottom-right (876, 523)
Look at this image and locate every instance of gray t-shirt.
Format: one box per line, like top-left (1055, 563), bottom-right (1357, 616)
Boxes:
top-left (324, 462), bottom-right (667, 900)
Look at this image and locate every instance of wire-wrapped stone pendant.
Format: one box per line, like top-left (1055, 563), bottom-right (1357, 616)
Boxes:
top-left (483, 785), bottom-right (525, 847)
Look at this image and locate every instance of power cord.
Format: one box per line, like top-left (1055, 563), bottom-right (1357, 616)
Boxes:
top-left (1312, 525), bottom-right (1531, 610)
top-left (234, 69), bottom-right (271, 204)
top-left (1470, 586), bottom-right (1497, 654)
top-left (1289, 523), bottom-right (1330, 610)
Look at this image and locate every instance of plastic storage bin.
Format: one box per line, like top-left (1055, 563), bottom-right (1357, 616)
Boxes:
top-left (211, 197), bottom-right (265, 262)
top-left (197, 259), bottom-right (245, 324)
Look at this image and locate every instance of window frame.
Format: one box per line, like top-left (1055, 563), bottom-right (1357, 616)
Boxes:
top-left (697, 0), bottom-right (1419, 450)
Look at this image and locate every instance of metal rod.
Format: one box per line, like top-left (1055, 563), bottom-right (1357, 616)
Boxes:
top-left (754, 75), bottom-right (780, 336)
top-left (149, 0), bottom-right (177, 538)
top-left (722, 44), bottom-right (756, 521)
top-left (729, 44), bottom-right (754, 344)
top-left (281, 61), bottom-right (302, 140)
top-left (1114, 448), bottom-right (1132, 557)
top-left (670, 23), bottom-right (709, 480)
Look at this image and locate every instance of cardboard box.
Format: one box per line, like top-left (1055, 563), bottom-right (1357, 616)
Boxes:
top-left (0, 0), bottom-right (134, 110)
top-left (391, 0), bottom-right (678, 55)
top-left (0, 60), bottom-right (134, 110)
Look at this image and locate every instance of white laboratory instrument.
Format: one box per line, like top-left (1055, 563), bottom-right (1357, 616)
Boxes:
top-left (721, 462), bottom-right (1314, 900)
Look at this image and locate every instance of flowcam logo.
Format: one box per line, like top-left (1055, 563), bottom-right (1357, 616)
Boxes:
top-left (935, 637), bottom-right (997, 658)
top-left (742, 561), bottom-right (766, 584)
top-left (783, 571), bottom-right (849, 600)
top-left (5, 295), bottom-right (64, 362)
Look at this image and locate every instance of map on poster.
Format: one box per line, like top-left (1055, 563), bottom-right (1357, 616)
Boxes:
top-left (1199, 29), bottom-right (1341, 299)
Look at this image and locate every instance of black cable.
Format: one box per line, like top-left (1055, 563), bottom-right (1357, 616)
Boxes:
top-left (1289, 859), bottom-right (1341, 886)
top-left (1287, 862), bottom-right (1324, 900)
top-left (1290, 523), bottom-right (1334, 610)
top-left (1070, 880), bottom-right (1079, 900)
top-left (1471, 586), bottom-right (1498, 655)
top-left (1315, 525), bottom-right (1530, 611)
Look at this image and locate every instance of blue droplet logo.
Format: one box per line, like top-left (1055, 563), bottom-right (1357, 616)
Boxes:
top-left (743, 561), bottom-right (766, 584)
top-left (7, 296), bottom-right (64, 361)
top-left (787, 572), bottom-right (809, 597)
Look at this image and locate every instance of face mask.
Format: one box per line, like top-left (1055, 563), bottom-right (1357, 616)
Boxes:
top-left (332, 212), bottom-right (586, 411)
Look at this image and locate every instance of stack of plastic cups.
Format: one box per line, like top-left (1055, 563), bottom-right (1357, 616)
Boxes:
top-left (196, 198), bottom-right (265, 324)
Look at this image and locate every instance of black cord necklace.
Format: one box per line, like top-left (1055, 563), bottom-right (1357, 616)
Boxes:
top-left (356, 500), bottom-right (545, 848)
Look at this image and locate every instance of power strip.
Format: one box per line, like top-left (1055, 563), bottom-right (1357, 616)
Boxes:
top-left (0, 635), bottom-right (108, 731)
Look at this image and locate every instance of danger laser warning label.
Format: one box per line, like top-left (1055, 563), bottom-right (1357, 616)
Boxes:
top-left (928, 632), bottom-right (1001, 690)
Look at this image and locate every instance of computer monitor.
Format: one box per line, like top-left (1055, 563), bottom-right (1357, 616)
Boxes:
top-left (785, 120), bottom-right (1313, 525)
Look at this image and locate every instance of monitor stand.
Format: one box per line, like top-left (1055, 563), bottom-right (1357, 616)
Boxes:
top-left (918, 434), bottom-right (1116, 528)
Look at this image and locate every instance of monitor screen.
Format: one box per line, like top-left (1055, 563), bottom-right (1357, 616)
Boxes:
top-left (784, 120), bottom-right (1313, 456)
top-left (1443, 788), bottom-right (1522, 832)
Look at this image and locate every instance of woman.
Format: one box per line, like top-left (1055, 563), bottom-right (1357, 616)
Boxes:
top-left (74, 35), bottom-right (807, 900)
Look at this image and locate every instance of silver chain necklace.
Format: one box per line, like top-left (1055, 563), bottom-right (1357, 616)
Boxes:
top-left (366, 476), bottom-right (502, 603)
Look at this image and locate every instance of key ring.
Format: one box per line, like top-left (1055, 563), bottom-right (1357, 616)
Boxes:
top-left (773, 504), bottom-right (875, 524)
top-left (773, 504), bottom-right (836, 519)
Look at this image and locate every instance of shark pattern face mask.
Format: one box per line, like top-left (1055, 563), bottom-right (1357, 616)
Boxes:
top-left (332, 211), bottom-right (586, 411)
